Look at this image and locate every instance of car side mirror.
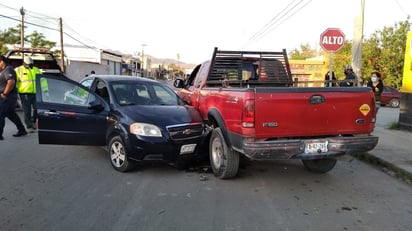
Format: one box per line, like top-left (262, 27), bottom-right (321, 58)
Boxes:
top-left (173, 78), bottom-right (185, 88)
top-left (88, 100), bottom-right (105, 112)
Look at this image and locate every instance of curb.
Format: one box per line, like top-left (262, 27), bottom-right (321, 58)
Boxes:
top-left (352, 152), bottom-right (412, 184)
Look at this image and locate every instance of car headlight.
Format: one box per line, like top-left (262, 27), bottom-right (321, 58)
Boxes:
top-left (130, 123), bottom-right (162, 137)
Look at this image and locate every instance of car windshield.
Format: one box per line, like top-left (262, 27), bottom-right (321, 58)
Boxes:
top-left (112, 81), bottom-right (184, 106)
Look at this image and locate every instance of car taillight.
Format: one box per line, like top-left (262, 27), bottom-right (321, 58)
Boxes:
top-left (242, 99), bottom-right (254, 128)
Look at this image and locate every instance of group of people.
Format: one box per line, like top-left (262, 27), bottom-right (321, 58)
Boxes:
top-left (0, 55), bottom-right (41, 140)
top-left (324, 65), bottom-right (384, 113)
top-left (324, 65), bottom-right (357, 87)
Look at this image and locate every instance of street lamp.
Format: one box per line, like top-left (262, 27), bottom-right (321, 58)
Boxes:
top-left (141, 43), bottom-right (146, 77)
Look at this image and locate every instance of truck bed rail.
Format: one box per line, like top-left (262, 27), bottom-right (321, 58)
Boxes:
top-left (206, 47), bottom-right (293, 87)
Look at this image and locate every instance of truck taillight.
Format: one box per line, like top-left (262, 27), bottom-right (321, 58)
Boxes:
top-left (242, 99), bottom-right (254, 127)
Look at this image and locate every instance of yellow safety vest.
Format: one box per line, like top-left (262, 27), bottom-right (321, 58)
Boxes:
top-left (15, 65), bottom-right (42, 94)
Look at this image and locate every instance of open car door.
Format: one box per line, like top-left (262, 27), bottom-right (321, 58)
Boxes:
top-left (35, 74), bottom-right (109, 145)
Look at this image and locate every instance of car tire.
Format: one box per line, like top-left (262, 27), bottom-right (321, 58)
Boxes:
top-left (108, 135), bottom-right (135, 172)
top-left (389, 98), bottom-right (400, 108)
top-left (302, 158), bottom-right (337, 173)
top-left (209, 127), bottom-right (239, 179)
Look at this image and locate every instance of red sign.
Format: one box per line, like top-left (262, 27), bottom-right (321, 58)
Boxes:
top-left (320, 28), bottom-right (345, 52)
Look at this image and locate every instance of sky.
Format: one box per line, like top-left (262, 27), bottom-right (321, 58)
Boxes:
top-left (0, 0), bottom-right (411, 64)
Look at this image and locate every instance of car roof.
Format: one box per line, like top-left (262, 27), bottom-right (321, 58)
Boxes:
top-left (84, 75), bottom-right (158, 83)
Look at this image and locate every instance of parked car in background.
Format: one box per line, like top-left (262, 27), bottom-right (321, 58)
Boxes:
top-left (381, 86), bottom-right (401, 108)
top-left (35, 74), bottom-right (208, 172)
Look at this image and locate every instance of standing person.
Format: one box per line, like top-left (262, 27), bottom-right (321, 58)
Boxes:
top-left (15, 56), bottom-right (42, 132)
top-left (340, 65), bottom-right (357, 87)
top-left (367, 71), bottom-right (384, 114)
top-left (324, 71), bottom-right (337, 87)
top-left (0, 55), bottom-right (28, 140)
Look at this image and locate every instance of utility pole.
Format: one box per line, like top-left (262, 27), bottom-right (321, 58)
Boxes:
top-left (352, 0), bottom-right (365, 86)
top-left (59, 17), bottom-right (66, 73)
top-left (20, 7), bottom-right (25, 48)
top-left (141, 43), bottom-right (146, 76)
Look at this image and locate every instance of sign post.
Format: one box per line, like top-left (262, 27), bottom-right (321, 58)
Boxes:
top-left (320, 28), bottom-right (345, 87)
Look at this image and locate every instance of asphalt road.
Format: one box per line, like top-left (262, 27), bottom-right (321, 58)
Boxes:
top-left (1, 108), bottom-right (411, 231)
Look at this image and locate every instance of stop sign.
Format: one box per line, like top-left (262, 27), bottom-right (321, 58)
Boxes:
top-left (320, 28), bottom-right (345, 52)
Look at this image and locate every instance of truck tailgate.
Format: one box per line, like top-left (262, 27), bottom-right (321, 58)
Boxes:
top-left (254, 87), bottom-right (375, 138)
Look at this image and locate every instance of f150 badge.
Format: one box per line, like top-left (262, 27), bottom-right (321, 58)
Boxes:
top-left (262, 122), bottom-right (278, 127)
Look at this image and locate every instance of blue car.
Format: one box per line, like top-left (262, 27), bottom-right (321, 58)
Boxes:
top-left (35, 74), bottom-right (208, 172)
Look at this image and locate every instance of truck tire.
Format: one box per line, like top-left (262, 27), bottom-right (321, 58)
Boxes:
top-left (108, 135), bottom-right (135, 172)
top-left (209, 127), bottom-right (239, 179)
top-left (302, 158), bottom-right (337, 173)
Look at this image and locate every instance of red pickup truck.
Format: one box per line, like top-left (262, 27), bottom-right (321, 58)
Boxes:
top-left (174, 48), bottom-right (379, 179)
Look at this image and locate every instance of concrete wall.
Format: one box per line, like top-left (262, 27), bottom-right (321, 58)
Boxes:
top-left (60, 45), bottom-right (123, 81)
top-left (59, 60), bottom-right (108, 82)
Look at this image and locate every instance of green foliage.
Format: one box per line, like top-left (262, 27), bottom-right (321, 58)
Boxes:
top-left (365, 19), bottom-right (410, 88)
top-left (324, 41), bottom-right (354, 80)
top-left (0, 24), bottom-right (56, 54)
top-left (26, 31), bottom-right (56, 49)
top-left (0, 25), bottom-right (21, 54)
top-left (289, 43), bottom-right (317, 59)
top-left (297, 18), bottom-right (411, 87)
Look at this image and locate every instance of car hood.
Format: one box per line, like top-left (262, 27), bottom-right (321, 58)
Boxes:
top-left (120, 105), bottom-right (203, 126)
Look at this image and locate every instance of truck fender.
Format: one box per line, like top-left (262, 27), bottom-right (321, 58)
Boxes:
top-left (207, 108), bottom-right (232, 147)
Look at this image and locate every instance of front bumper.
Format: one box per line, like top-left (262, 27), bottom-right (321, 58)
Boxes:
top-left (242, 135), bottom-right (379, 160)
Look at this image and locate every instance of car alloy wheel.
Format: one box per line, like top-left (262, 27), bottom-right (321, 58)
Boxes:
top-left (108, 135), bottom-right (135, 172)
top-left (389, 98), bottom-right (400, 108)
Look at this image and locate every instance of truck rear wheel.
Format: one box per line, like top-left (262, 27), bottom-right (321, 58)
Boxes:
top-left (209, 127), bottom-right (239, 179)
top-left (302, 158), bottom-right (337, 173)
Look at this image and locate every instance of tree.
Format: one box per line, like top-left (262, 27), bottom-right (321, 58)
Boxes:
top-left (26, 30), bottom-right (56, 49)
top-left (363, 19), bottom-right (410, 88)
top-left (0, 25), bottom-right (57, 53)
top-left (289, 43), bottom-right (318, 59)
top-left (0, 26), bottom-right (21, 54)
top-left (324, 41), bottom-right (354, 80)
top-left (320, 18), bottom-right (411, 87)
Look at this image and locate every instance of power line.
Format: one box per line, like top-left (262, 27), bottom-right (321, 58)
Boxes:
top-left (25, 14), bottom-right (59, 26)
top-left (0, 3), bottom-right (19, 12)
top-left (0, 13), bottom-right (97, 51)
top-left (249, 0), bottom-right (303, 41)
top-left (62, 22), bottom-right (108, 49)
top-left (0, 9), bottom-right (99, 51)
top-left (247, 0), bottom-right (312, 42)
top-left (0, 14), bottom-right (20, 23)
top-left (254, 0), bottom-right (312, 41)
top-left (393, 0), bottom-right (410, 17)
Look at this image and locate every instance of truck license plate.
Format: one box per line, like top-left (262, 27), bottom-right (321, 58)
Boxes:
top-left (304, 140), bottom-right (328, 154)
top-left (180, 144), bottom-right (197, 155)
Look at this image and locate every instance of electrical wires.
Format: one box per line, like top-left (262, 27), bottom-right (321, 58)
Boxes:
top-left (247, 0), bottom-right (312, 42)
top-left (0, 4), bottom-right (101, 51)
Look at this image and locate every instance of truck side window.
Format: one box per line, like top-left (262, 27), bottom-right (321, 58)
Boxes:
top-left (196, 62), bottom-right (210, 88)
top-left (185, 65), bottom-right (201, 89)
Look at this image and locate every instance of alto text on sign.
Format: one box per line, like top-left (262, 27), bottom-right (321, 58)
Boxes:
top-left (320, 28), bottom-right (345, 52)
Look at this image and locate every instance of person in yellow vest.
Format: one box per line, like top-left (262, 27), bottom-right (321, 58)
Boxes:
top-left (15, 56), bottom-right (42, 133)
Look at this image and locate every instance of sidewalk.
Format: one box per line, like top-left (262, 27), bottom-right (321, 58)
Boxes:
top-left (353, 111), bottom-right (412, 183)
